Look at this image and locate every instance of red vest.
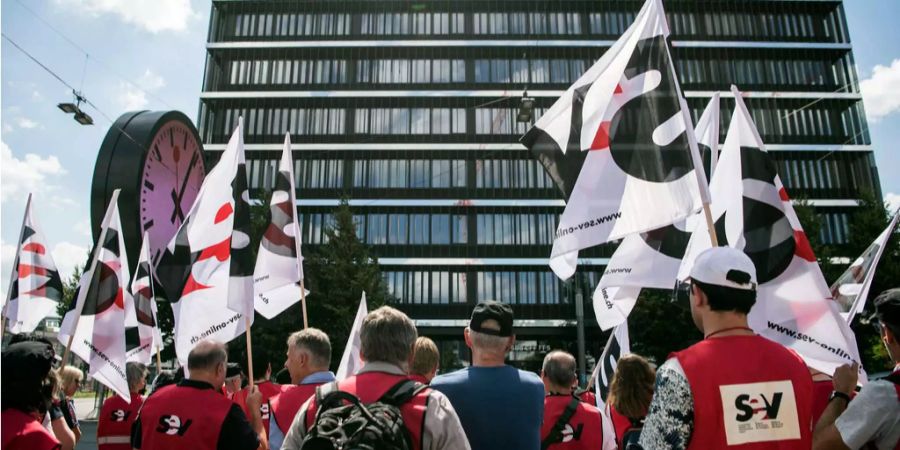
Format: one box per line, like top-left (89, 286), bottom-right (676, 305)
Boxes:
top-left (0, 409), bottom-right (60, 450)
top-left (608, 404), bottom-right (638, 450)
top-left (540, 395), bottom-right (604, 450)
top-left (234, 381), bottom-right (281, 435)
top-left (98, 392), bottom-right (144, 450)
top-left (674, 335), bottom-right (813, 449)
top-left (270, 383), bottom-right (320, 435)
top-left (138, 383), bottom-right (233, 450)
top-left (578, 390), bottom-right (597, 407)
top-left (303, 372), bottom-right (429, 450)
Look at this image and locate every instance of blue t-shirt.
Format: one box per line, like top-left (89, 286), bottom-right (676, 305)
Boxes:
top-left (431, 365), bottom-right (544, 450)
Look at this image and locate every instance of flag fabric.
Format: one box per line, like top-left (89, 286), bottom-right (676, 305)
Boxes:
top-left (596, 323), bottom-right (630, 402)
top-left (4, 194), bottom-right (64, 333)
top-left (155, 118), bottom-right (253, 364)
top-left (591, 95), bottom-right (720, 330)
top-left (125, 233), bottom-right (162, 363)
top-left (58, 190), bottom-right (131, 402)
top-left (831, 211), bottom-right (900, 323)
top-left (336, 292), bottom-right (368, 381)
top-left (695, 93), bottom-right (721, 179)
top-left (254, 133), bottom-right (307, 319)
top-left (678, 86), bottom-right (863, 378)
top-left (521, 0), bottom-right (706, 280)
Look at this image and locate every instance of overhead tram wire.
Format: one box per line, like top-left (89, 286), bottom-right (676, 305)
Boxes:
top-left (1, 32), bottom-right (175, 177)
top-left (12, 0), bottom-right (179, 111)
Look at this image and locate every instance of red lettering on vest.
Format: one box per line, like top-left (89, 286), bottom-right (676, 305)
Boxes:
top-left (138, 384), bottom-right (233, 450)
top-left (304, 372), bottom-right (429, 450)
top-left (0, 409), bottom-right (60, 450)
top-left (541, 395), bottom-right (604, 450)
top-left (234, 381), bottom-right (281, 436)
top-left (270, 383), bottom-right (320, 435)
top-left (98, 392), bottom-right (144, 450)
top-left (674, 335), bottom-right (813, 449)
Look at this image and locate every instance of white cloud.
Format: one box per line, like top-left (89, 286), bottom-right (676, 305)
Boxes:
top-left (0, 141), bottom-right (67, 204)
top-left (3, 123), bottom-right (13, 133)
top-left (56, 0), bottom-right (198, 33)
top-left (860, 59), bottom-right (900, 122)
top-left (885, 192), bottom-right (900, 213)
top-left (31, 91), bottom-right (43, 101)
top-left (52, 241), bottom-right (89, 282)
top-left (16, 117), bottom-right (38, 129)
top-left (116, 69), bottom-right (166, 111)
top-left (75, 219), bottom-right (92, 238)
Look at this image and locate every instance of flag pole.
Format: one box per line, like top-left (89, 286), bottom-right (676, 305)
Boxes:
top-left (2, 193), bottom-right (33, 340)
top-left (245, 317), bottom-right (255, 389)
top-left (299, 279), bottom-right (309, 329)
top-left (285, 132), bottom-right (308, 330)
top-left (155, 348), bottom-right (162, 373)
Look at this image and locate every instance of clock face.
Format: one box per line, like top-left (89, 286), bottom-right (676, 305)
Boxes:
top-left (140, 120), bottom-right (206, 265)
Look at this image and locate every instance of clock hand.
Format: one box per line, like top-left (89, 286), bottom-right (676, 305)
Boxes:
top-left (170, 189), bottom-right (185, 223)
top-left (172, 152), bottom-right (199, 217)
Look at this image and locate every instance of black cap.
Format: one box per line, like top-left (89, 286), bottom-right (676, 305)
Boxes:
top-left (2, 341), bottom-right (54, 381)
top-left (469, 301), bottom-right (514, 337)
top-left (874, 288), bottom-right (900, 327)
top-left (226, 362), bottom-right (243, 378)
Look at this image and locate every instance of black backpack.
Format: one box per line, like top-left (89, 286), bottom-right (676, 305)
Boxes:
top-left (621, 417), bottom-right (645, 450)
top-left (300, 379), bottom-right (428, 450)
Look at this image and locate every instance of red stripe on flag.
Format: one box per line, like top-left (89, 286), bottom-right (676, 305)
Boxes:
top-left (198, 238), bottom-right (232, 262)
top-left (215, 203), bottom-right (234, 224)
top-left (614, 84), bottom-right (623, 94)
top-left (590, 121), bottom-right (612, 151)
top-left (114, 289), bottom-right (125, 309)
top-left (22, 243), bottom-right (46, 254)
top-left (18, 264), bottom-right (48, 278)
top-left (182, 274), bottom-right (212, 297)
top-left (779, 187), bottom-right (790, 202)
top-left (794, 231), bottom-right (816, 262)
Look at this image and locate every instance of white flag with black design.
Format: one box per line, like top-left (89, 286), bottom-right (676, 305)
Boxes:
top-left (678, 86), bottom-right (863, 378)
top-left (831, 211), bottom-right (899, 323)
top-left (591, 95), bottom-right (720, 330)
top-left (58, 190), bottom-right (131, 402)
top-left (336, 292), bottom-right (368, 381)
top-left (596, 323), bottom-right (630, 402)
top-left (254, 133), bottom-right (308, 319)
top-left (125, 233), bottom-right (163, 363)
top-left (155, 118), bottom-right (253, 364)
top-left (4, 194), bottom-right (64, 333)
top-left (521, 0), bottom-right (708, 280)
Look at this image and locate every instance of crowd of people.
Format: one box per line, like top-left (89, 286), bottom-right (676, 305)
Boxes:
top-left (2, 247), bottom-right (899, 450)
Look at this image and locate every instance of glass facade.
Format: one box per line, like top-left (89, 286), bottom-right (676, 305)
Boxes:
top-left (200, 0), bottom-right (879, 346)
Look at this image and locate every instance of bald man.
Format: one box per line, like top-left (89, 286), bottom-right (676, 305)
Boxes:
top-left (540, 351), bottom-right (616, 450)
top-left (131, 340), bottom-right (268, 450)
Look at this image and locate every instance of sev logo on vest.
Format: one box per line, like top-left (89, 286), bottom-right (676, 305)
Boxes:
top-left (560, 423), bottom-right (584, 443)
top-left (111, 409), bottom-right (131, 422)
top-left (719, 381), bottom-right (801, 445)
top-left (156, 414), bottom-right (193, 436)
top-left (260, 403), bottom-right (270, 420)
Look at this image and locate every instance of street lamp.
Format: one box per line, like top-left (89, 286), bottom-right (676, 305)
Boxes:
top-left (517, 92), bottom-right (535, 123)
top-left (58, 91), bottom-right (93, 126)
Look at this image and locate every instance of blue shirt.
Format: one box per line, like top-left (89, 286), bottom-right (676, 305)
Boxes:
top-left (269, 371), bottom-right (336, 450)
top-left (431, 365), bottom-right (544, 450)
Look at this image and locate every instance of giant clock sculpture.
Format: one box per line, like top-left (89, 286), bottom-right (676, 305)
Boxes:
top-left (91, 110), bottom-right (206, 270)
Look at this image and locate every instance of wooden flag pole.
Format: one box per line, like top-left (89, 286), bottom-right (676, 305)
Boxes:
top-left (299, 279), bottom-right (309, 329)
top-left (245, 316), bottom-right (255, 389)
top-left (61, 330), bottom-right (78, 368)
top-left (585, 359), bottom-right (602, 391)
top-left (702, 203), bottom-right (719, 247)
top-left (155, 348), bottom-right (163, 374)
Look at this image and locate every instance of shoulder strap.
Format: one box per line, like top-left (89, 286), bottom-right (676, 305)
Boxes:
top-left (380, 379), bottom-right (428, 407)
top-left (541, 396), bottom-right (581, 450)
top-left (883, 371), bottom-right (900, 385)
top-left (314, 381), bottom-right (340, 407)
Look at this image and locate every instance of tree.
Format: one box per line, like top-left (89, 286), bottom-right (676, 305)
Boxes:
top-left (228, 198), bottom-right (392, 374)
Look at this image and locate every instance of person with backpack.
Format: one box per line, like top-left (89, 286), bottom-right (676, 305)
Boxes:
top-left (281, 306), bottom-right (469, 450)
top-left (606, 354), bottom-right (655, 449)
top-left (268, 328), bottom-right (335, 450)
top-left (639, 247), bottom-right (814, 449)
top-left (813, 289), bottom-right (900, 449)
top-left (130, 340), bottom-right (267, 450)
top-left (431, 301), bottom-right (545, 450)
top-left (540, 351), bottom-right (616, 450)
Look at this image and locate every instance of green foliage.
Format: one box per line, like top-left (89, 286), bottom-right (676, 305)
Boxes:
top-left (56, 262), bottom-right (85, 319)
top-left (627, 289), bottom-right (701, 365)
top-left (228, 198), bottom-right (391, 375)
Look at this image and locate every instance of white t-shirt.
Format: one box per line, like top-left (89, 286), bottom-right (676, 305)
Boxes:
top-left (835, 378), bottom-right (900, 450)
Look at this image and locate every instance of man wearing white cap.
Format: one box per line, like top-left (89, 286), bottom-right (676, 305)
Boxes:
top-left (640, 247), bottom-right (813, 450)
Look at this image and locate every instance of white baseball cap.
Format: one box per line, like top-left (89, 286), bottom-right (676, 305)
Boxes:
top-left (689, 247), bottom-right (757, 291)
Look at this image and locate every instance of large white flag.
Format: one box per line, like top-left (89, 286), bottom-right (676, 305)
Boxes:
top-left (4, 194), bottom-right (64, 333)
top-left (58, 190), bottom-right (131, 402)
top-left (521, 0), bottom-right (707, 280)
top-left (336, 292), bottom-right (368, 381)
top-left (125, 233), bottom-right (163, 363)
top-left (155, 118), bottom-right (253, 364)
top-left (679, 86), bottom-right (863, 377)
top-left (254, 133), bottom-right (308, 319)
top-left (830, 211), bottom-right (900, 323)
top-left (591, 95), bottom-right (721, 330)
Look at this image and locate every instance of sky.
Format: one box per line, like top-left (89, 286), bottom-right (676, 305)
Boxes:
top-left (1, 0), bottom-right (900, 290)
